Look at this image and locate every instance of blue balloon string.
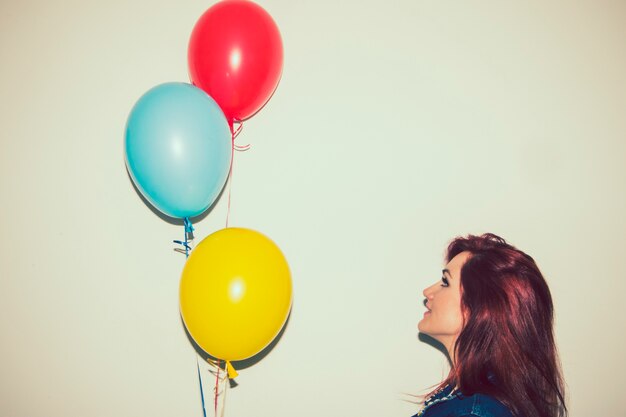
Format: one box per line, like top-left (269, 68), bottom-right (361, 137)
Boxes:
top-left (173, 240), bottom-right (192, 253)
top-left (173, 218), bottom-right (194, 257)
top-left (174, 218), bottom-right (206, 417)
top-left (184, 217), bottom-right (195, 234)
top-left (197, 357), bottom-right (208, 417)
top-left (184, 217), bottom-right (193, 257)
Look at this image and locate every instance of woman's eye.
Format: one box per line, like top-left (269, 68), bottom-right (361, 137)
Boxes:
top-left (441, 276), bottom-right (449, 287)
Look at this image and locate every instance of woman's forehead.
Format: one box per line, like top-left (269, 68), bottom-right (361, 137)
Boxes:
top-left (445, 251), bottom-right (471, 278)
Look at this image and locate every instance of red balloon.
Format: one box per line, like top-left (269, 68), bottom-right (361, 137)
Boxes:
top-left (188, 0), bottom-right (283, 123)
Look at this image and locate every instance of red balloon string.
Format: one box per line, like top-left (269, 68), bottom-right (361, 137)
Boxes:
top-left (225, 125), bottom-right (235, 228)
top-left (232, 121), bottom-right (243, 138)
top-left (233, 122), bottom-right (250, 151)
top-left (214, 359), bottom-right (221, 415)
top-left (225, 121), bottom-right (247, 228)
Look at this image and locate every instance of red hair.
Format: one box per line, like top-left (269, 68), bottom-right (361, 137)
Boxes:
top-left (434, 233), bottom-right (566, 417)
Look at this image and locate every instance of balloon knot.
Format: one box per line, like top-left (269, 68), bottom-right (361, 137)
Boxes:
top-left (226, 361), bottom-right (239, 379)
top-left (184, 217), bottom-right (195, 234)
top-left (175, 218), bottom-right (194, 257)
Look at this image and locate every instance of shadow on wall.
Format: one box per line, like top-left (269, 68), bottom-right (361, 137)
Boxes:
top-left (180, 312), bottom-right (292, 388)
top-left (418, 332), bottom-right (451, 365)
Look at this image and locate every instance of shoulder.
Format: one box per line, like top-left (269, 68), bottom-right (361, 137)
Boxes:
top-left (417, 391), bottom-right (515, 417)
top-left (464, 393), bottom-right (515, 417)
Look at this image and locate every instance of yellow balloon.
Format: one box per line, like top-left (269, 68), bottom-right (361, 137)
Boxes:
top-left (179, 228), bottom-right (292, 362)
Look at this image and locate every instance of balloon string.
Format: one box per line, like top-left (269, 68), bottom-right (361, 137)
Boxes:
top-left (174, 222), bottom-right (230, 415)
top-left (205, 358), bottom-right (229, 416)
top-left (197, 356), bottom-right (208, 417)
top-left (173, 218), bottom-right (194, 256)
top-left (220, 376), bottom-right (228, 417)
top-left (232, 121), bottom-right (243, 138)
top-left (226, 147), bottom-right (234, 228)
top-left (174, 220), bottom-right (205, 416)
top-left (214, 360), bottom-right (220, 415)
top-left (233, 123), bottom-right (250, 151)
top-left (226, 121), bottom-right (247, 228)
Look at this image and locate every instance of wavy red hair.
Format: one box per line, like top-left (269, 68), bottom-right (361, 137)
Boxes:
top-left (432, 233), bottom-right (566, 417)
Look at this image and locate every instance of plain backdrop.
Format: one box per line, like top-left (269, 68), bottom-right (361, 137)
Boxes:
top-left (1, 0), bottom-right (625, 416)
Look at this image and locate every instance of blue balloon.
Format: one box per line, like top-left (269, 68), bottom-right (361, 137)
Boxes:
top-left (125, 83), bottom-right (232, 219)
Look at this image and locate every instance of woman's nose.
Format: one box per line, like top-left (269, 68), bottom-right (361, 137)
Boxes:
top-left (423, 283), bottom-right (436, 299)
top-left (423, 286), bottom-right (431, 298)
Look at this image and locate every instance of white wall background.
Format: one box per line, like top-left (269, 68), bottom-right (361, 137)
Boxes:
top-left (1, 0), bottom-right (625, 416)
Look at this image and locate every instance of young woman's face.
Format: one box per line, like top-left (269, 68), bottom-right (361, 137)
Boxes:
top-left (418, 251), bottom-right (469, 350)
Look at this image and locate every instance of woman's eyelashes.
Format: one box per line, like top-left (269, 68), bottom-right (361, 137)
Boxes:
top-left (440, 276), bottom-right (449, 287)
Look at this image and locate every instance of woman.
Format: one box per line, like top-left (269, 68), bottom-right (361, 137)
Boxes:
top-left (415, 233), bottom-right (567, 417)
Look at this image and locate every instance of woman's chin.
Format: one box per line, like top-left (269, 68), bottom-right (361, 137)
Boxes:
top-left (418, 312), bottom-right (431, 331)
top-left (417, 321), bottom-right (427, 333)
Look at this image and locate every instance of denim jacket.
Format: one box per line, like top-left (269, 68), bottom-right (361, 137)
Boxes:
top-left (413, 385), bottom-right (515, 417)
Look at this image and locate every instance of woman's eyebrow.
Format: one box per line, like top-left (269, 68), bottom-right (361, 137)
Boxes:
top-left (442, 269), bottom-right (451, 278)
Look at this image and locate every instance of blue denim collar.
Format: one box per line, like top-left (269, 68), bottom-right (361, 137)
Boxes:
top-left (416, 385), bottom-right (460, 416)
